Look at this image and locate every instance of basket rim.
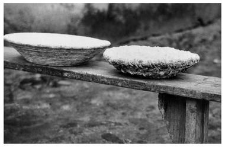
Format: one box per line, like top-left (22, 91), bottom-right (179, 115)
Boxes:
top-left (7, 41), bottom-right (108, 51)
top-left (4, 32), bottom-right (111, 50)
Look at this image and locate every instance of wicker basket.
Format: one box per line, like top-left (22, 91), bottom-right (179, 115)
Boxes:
top-left (103, 45), bottom-right (200, 79)
top-left (4, 33), bottom-right (111, 66)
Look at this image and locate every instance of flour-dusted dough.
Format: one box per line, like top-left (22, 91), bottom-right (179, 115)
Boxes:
top-left (104, 45), bottom-right (199, 65)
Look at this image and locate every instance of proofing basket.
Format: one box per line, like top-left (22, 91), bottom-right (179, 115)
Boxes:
top-left (7, 42), bottom-right (107, 66)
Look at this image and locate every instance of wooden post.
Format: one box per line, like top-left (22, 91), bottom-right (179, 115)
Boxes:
top-left (158, 93), bottom-right (209, 143)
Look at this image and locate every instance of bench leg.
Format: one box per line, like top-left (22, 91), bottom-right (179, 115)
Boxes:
top-left (158, 93), bottom-right (209, 143)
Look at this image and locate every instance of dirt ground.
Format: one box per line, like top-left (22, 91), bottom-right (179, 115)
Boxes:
top-left (4, 19), bottom-right (221, 143)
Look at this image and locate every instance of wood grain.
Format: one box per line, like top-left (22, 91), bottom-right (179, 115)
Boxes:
top-left (158, 93), bottom-right (186, 143)
top-left (185, 98), bottom-right (209, 143)
top-left (4, 47), bottom-right (221, 102)
top-left (158, 93), bottom-right (209, 143)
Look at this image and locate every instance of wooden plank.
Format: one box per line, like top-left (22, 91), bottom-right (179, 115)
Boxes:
top-left (4, 47), bottom-right (221, 102)
top-left (185, 98), bottom-right (209, 143)
top-left (158, 93), bottom-right (209, 143)
top-left (158, 93), bottom-right (186, 143)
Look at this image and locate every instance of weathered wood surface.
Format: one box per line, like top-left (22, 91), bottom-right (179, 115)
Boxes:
top-left (158, 93), bottom-right (209, 143)
top-left (185, 98), bottom-right (209, 143)
top-left (158, 94), bottom-right (186, 143)
top-left (4, 47), bottom-right (221, 102)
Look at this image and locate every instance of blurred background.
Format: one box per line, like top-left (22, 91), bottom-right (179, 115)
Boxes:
top-left (4, 3), bottom-right (221, 143)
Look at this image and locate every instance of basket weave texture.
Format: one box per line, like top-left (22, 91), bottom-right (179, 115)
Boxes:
top-left (103, 46), bottom-right (200, 79)
top-left (4, 33), bottom-right (111, 66)
top-left (8, 42), bottom-right (106, 66)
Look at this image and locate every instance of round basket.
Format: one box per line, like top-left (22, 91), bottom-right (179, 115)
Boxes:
top-left (103, 45), bottom-right (200, 79)
top-left (4, 33), bottom-right (111, 66)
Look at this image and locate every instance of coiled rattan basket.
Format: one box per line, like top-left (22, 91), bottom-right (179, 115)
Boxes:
top-left (103, 45), bottom-right (200, 79)
top-left (4, 33), bottom-right (111, 66)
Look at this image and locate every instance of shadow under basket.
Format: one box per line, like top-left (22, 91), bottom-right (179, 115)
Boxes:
top-left (9, 43), bottom-right (107, 66)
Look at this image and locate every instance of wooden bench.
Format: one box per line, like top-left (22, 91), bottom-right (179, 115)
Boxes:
top-left (4, 47), bottom-right (221, 143)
